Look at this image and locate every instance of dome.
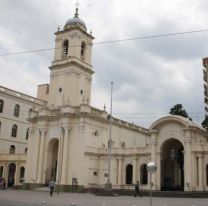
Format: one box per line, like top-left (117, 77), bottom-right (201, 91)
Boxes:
top-left (64, 8), bottom-right (87, 31)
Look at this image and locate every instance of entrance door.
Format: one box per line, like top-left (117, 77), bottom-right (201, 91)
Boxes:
top-left (126, 164), bottom-right (133, 184)
top-left (45, 139), bottom-right (59, 184)
top-left (161, 138), bottom-right (184, 191)
top-left (7, 163), bottom-right (16, 187)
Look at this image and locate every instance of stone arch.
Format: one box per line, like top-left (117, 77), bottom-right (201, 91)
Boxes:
top-left (19, 166), bottom-right (25, 183)
top-left (125, 164), bottom-right (133, 184)
top-left (206, 164), bottom-right (208, 186)
top-left (140, 164), bottom-right (148, 185)
top-left (160, 138), bottom-right (184, 191)
top-left (45, 138), bottom-right (59, 184)
top-left (7, 163), bottom-right (16, 187)
top-left (0, 165), bottom-right (3, 177)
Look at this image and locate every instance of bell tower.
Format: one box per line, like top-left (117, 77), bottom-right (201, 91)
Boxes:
top-left (48, 7), bottom-right (94, 107)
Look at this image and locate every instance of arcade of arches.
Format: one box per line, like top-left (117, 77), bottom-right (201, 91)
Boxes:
top-left (0, 163), bottom-right (25, 187)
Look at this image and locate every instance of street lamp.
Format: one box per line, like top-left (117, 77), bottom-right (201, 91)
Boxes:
top-left (147, 162), bottom-right (157, 206)
top-left (170, 148), bottom-right (176, 189)
top-left (105, 82), bottom-right (113, 190)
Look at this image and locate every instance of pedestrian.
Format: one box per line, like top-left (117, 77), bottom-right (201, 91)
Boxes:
top-left (0, 177), bottom-right (2, 190)
top-left (2, 178), bottom-right (6, 190)
top-left (134, 181), bottom-right (142, 197)
top-left (49, 179), bottom-right (55, 196)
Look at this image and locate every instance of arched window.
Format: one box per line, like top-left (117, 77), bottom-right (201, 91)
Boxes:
top-left (0, 100), bottom-right (4, 113)
top-left (140, 164), bottom-right (148, 185)
top-left (19, 167), bottom-right (25, 183)
top-left (14, 104), bottom-right (20, 117)
top-left (62, 40), bottom-right (69, 58)
top-left (206, 164), bottom-right (208, 186)
top-left (81, 41), bottom-right (86, 58)
top-left (25, 147), bottom-right (28, 154)
top-left (28, 108), bottom-right (33, 118)
top-left (11, 124), bottom-right (18, 137)
top-left (0, 166), bottom-right (3, 177)
top-left (26, 128), bottom-right (29, 140)
top-left (10, 145), bottom-right (15, 154)
top-left (126, 164), bottom-right (133, 184)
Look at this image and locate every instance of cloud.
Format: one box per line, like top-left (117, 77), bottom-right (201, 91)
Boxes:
top-left (0, 0), bottom-right (207, 127)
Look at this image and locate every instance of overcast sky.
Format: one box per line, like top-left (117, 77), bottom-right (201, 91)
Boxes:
top-left (0, 0), bottom-right (208, 128)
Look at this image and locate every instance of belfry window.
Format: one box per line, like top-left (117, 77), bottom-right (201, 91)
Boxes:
top-left (14, 104), bottom-right (20, 117)
top-left (81, 42), bottom-right (86, 58)
top-left (62, 40), bottom-right (69, 58)
top-left (0, 100), bottom-right (4, 113)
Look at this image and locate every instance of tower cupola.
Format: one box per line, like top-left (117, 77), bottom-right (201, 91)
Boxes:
top-left (64, 8), bottom-right (87, 31)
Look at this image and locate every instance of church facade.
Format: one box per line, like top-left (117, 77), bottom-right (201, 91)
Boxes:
top-left (1, 9), bottom-right (208, 192)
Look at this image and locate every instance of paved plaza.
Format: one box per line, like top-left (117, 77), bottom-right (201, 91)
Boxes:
top-left (0, 190), bottom-right (208, 206)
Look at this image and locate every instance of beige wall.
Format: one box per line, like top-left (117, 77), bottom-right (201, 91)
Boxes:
top-left (0, 86), bottom-right (46, 186)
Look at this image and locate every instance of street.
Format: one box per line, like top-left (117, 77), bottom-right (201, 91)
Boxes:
top-left (0, 190), bottom-right (207, 206)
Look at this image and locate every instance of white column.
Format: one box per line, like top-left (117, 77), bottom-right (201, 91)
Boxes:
top-left (14, 163), bottom-right (19, 185)
top-left (133, 157), bottom-right (137, 184)
top-left (118, 157), bottom-right (123, 185)
top-left (61, 128), bottom-right (69, 184)
top-left (4, 163), bottom-right (8, 184)
top-left (37, 129), bottom-right (46, 183)
top-left (2, 162), bottom-right (6, 179)
top-left (56, 128), bottom-right (64, 184)
top-left (150, 130), bottom-right (158, 190)
top-left (156, 152), bottom-right (161, 190)
top-left (198, 154), bottom-right (203, 190)
top-left (184, 134), bottom-right (192, 191)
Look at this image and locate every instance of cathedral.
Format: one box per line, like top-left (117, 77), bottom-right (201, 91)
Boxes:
top-left (1, 8), bottom-right (208, 192)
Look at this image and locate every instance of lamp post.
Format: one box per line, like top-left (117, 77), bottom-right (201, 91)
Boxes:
top-left (147, 162), bottom-right (157, 206)
top-left (170, 148), bottom-right (176, 190)
top-left (105, 82), bottom-right (113, 190)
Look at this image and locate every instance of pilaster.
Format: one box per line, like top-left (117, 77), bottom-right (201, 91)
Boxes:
top-left (61, 128), bottom-right (70, 184)
top-left (133, 156), bottom-right (137, 184)
top-left (117, 157), bottom-right (123, 185)
top-left (37, 129), bottom-right (47, 183)
top-left (184, 133), bottom-right (192, 191)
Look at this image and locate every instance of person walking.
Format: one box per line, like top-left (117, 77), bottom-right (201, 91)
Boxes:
top-left (2, 178), bottom-right (6, 190)
top-left (49, 180), bottom-right (55, 196)
top-left (134, 181), bottom-right (142, 197)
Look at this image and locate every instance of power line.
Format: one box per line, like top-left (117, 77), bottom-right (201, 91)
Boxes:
top-left (1, 29), bottom-right (208, 57)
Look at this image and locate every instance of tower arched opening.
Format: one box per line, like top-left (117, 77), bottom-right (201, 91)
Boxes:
top-left (161, 138), bottom-right (184, 191)
top-left (45, 138), bottom-right (59, 184)
top-left (125, 164), bottom-right (133, 184)
top-left (7, 163), bottom-right (16, 187)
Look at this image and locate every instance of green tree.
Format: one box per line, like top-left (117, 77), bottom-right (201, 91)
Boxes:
top-left (201, 115), bottom-right (208, 131)
top-left (169, 104), bottom-right (192, 121)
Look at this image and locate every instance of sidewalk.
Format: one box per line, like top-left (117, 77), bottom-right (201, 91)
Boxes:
top-left (0, 190), bottom-right (207, 206)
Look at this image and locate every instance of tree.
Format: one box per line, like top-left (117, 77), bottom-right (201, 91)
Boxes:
top-left (169, 104), bottom-right (192, 121)
top-left (201, 115), bottom-right (208, 131)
